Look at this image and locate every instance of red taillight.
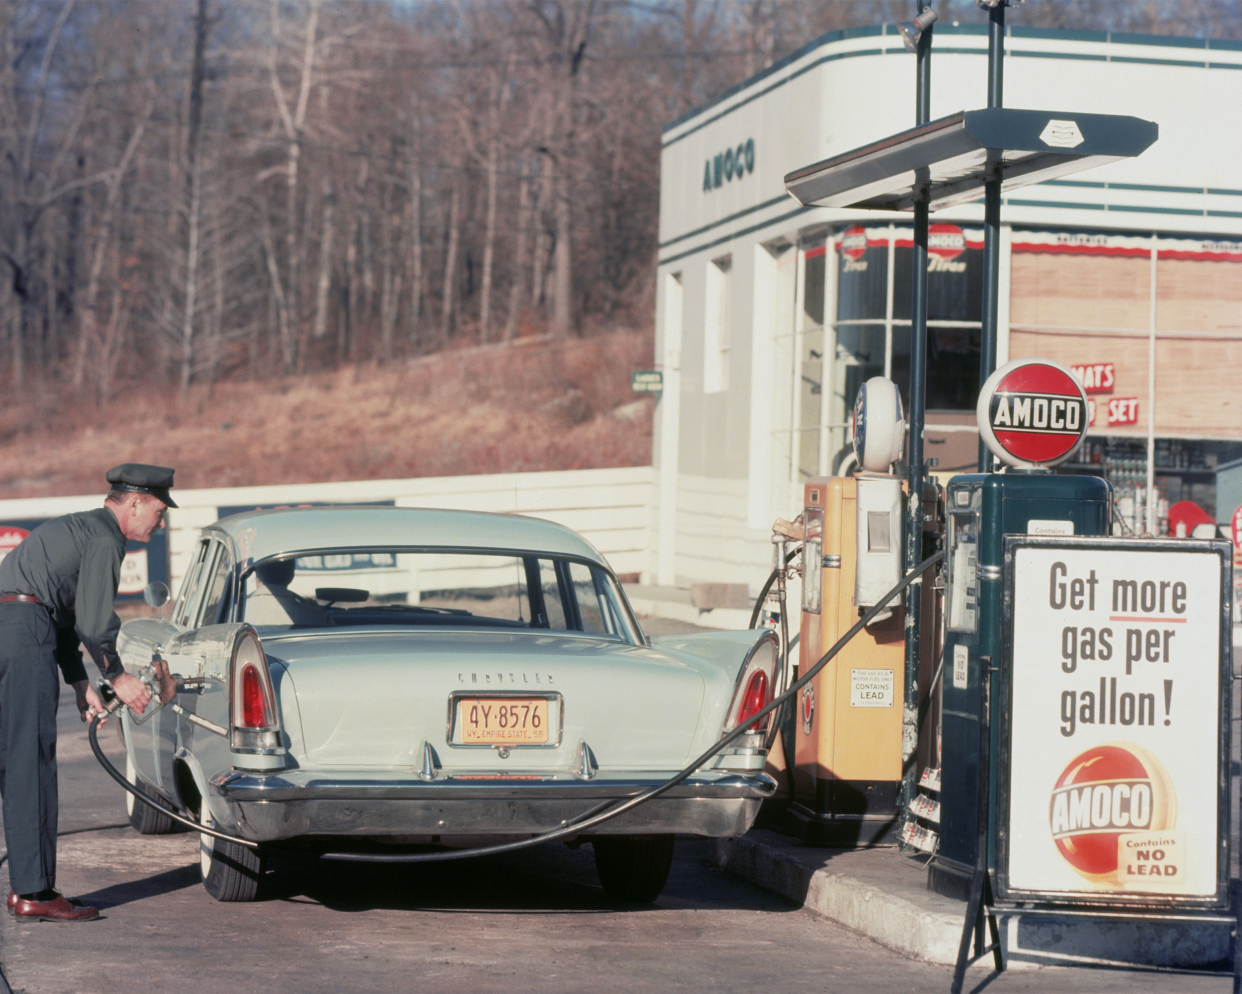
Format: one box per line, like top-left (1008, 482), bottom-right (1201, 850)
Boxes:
top-left (229, 628), bottom-right (284, 763)
top-left (737, 670), bottom-right (769, 730)
top-left (239, 664), bottom-right (268, 728)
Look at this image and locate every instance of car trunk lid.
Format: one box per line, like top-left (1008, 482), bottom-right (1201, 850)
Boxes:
top-left (264, 630), bottom-right (705, 771)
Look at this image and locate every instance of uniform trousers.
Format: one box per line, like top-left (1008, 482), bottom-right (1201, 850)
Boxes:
top-left (0, 601), bottom-right (61, 895)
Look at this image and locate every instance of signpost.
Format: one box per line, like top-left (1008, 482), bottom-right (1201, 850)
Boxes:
top-left (1232, 504), bottom-right (1242, 568)
top-left (631, 371), bottom-right (663, 394)
top-left (0, 526), bottom-right (28, 565)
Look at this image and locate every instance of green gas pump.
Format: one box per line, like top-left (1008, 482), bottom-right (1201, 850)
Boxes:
top-left (929, 358), bottom-right (1112, 899)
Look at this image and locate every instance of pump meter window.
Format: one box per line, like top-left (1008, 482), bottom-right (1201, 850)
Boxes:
top-left (947, 509), bottom-right (979, 633)
top-left (802, 506), bottom-right (824, 615)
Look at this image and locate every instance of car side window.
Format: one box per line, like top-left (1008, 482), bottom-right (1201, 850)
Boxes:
top-left (536, 560), bottom-right (568, 629)
top-left (172, 540), bottom-right (213, 628)
top-left (568, 562), bottom-right (621, 636)
top-left (197, 543), bottom-right (232, 626)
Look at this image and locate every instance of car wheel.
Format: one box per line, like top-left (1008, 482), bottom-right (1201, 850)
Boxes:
top-left (199, 802), bottom-right (265, 902)
top-left (592, 834), bottom-right (675, 904)
top-left (125, 752), bottom-right (175, 835)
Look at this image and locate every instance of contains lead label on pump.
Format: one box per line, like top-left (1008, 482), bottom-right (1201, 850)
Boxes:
top-left (850, 668), bottom-right (894, 707)
top-left (1028, 519), bottom-right (1074, 536)
top-left (953, 645), bottom-right (969, 690)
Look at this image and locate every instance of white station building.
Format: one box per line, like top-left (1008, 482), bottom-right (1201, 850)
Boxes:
top-left (651, 23), bottom-right (1242, 597)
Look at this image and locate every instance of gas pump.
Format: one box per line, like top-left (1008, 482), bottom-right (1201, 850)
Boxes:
top-left (930, 357), bottom-right (1111, 898)
top-left (789, 378), bottom-right (941, 845)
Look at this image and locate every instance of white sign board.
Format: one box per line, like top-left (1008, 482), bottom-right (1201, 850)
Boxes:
top-left (118, 549), bottom-right (149, 596)
top-left (999, 538), bottom-right (1230, 907)
top-left (952, 644), bottom-right (969, 691)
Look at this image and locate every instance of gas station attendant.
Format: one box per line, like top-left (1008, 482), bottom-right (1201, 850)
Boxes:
top-left (0, 464), bottom-right (173, 922)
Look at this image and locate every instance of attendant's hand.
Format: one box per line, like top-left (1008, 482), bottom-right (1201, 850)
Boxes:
top-left (72, 680), bottom-right (108, 724)
top-left (111, 671), bottom-right (152, 714)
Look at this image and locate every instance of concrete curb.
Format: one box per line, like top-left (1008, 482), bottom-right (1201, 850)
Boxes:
top-left (712, 831), bottom-right (1235, 969)
top-left (713, 835), bottom-right (965, 965)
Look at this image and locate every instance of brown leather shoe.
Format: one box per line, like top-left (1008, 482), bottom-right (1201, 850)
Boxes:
top-left (13, 893), bottom-right (100, 922)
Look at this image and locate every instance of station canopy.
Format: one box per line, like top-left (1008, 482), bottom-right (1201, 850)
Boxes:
top-left (785, 108), bottom-right (1158, 212)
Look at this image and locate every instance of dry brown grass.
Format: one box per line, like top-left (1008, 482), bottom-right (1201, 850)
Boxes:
top-left (0, 331), bottom-right (655, 499)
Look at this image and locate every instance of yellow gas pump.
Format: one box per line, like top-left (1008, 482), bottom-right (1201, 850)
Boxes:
top-left (788, 377), bottom-right (939, 845)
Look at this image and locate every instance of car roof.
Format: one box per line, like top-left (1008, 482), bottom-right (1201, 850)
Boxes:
top-left (206, 506), bottom-right (609, 569)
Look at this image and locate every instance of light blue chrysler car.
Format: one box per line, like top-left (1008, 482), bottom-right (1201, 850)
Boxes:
top-left (117, 507), bottom-right (778, 904)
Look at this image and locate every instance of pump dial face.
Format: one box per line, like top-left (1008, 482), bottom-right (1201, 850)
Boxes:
top-left (976, 357), bottom-right (1088, 468)
top-left (852, 376), bottom-right (904, 473)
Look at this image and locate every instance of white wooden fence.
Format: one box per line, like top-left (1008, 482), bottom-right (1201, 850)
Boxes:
top-left (0, 466), bottom-right (655, 594)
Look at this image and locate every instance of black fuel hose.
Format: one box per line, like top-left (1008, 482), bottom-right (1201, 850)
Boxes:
top-left (748, 546), bottom-right (802, 631)
top-left (90, 548), bottom-right (944, 865)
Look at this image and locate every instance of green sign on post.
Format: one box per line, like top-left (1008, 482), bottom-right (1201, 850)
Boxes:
top-left (631, 370), bottom-right (663, 393)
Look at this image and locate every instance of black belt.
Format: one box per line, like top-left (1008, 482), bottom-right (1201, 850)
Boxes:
top-left (0, 594), bottom-right (42, 606)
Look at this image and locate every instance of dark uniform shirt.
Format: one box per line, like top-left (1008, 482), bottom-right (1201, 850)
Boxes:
top-left (0, 507), bottom-right (128, 683)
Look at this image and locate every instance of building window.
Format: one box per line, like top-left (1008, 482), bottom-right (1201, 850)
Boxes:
top-left (892, 228), bottom-right (985, 412)
top-left (831, 224), bottom-right (984, 437)
top-left (797, 240), bottom-right (827, 480)
top-left (820, 224), bottom-right (984, 474)
top-left (704, 255), bottom-right (731, 394)
top-left (1009, 229), bottom-right (1242, 533)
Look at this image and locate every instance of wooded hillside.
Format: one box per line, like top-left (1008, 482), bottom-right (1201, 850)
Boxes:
top-left (0, 330), bottom-right (653, 498)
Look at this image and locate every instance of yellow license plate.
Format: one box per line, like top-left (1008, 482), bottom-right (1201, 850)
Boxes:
top-left (458, 698), bottom-right (549, 745)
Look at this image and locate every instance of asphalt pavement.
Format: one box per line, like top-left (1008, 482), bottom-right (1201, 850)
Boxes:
top-left (0, 626), bottom-right (1238, 992)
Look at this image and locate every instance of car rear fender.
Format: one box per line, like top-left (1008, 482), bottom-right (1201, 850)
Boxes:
top-left (172, 746), bottom-right (211, 818)
top-left (153, 623), bottom-right (288, 777)
top-left (647, 629), bottom-right (780, 757)
top-left (117, 618), bottom-right (183, 791)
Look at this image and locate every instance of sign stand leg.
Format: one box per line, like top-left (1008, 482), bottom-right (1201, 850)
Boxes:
top-left (951, 663), bottom-right (1004, 994)
top-left (1232, 878), bottom-right (1241, 994)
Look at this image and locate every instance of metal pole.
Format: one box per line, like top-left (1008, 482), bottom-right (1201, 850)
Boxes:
top-left (901, 4), bottom-right (932, 835)
top-left (977, 1), bottom-right (1004, 471)
top-left (1146, 234), bottom-right (1158, 534)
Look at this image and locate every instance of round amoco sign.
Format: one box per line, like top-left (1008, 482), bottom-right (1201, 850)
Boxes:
top-left (1049, 741), bottom-right (1176, 884)
top-left (841, 226), bottom-right (868, 261)
top-left (977, 357), bottom-right (1088, 468)
top-left (928, 223), bottom-right (966, 260)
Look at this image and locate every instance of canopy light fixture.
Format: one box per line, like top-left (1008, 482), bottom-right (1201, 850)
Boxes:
top-left (897, 7), bottom-right (938, 53)
top-left (784, 108), bottom-right (1157, 213)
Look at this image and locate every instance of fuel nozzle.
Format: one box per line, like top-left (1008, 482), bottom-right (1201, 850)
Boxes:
top-left (145, 645), bottom-right (179, 705)
top-left (96, 679), bottom-right (124, 715)
top-left (111, 645), bottom-right (180, 724)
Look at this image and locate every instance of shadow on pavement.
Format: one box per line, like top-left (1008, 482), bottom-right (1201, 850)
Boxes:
top-left (75, 863), bottom-right (201, 911)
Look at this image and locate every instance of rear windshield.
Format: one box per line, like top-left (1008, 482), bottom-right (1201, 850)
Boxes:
top-left (242, 551), bottom-right (638, 643)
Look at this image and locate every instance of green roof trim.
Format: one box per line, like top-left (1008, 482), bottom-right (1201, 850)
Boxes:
top-left (663, 24), bottom-right (1241, 143)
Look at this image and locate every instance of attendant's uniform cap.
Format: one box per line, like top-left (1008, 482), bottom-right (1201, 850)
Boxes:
top-left (106, 464), bottom-right (178, 508)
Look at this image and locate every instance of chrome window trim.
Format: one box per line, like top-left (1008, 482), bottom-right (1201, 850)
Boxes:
top-left (175, 539), bottom-right (218, 629)
top-left (234, 546), bottom-right (642, 646)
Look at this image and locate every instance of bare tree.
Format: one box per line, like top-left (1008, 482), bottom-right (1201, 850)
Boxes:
top-left (72, 84), bottom-right (154, 398)
top-left (266, 0), bottom-right (321, 372)
top-left (408, 95), bottom-right (425, 350)
top-left (440, 175), bottom-right (461, 346)
top-left (0, 0), bottom-right (76, 387)
top-left (0, 0), bottom-right (1237, 404)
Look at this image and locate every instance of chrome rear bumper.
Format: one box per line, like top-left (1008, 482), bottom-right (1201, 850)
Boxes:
top-left (206, 768), bottom-right (777, 841)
